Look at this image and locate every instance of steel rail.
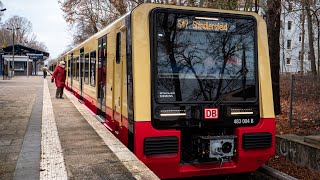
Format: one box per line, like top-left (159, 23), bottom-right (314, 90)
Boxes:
top-left (259, 164), bottom-right (299, 180)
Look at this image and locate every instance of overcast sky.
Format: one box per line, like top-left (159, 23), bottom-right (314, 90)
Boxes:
top-left (2, 0), bottom-right (71, 60)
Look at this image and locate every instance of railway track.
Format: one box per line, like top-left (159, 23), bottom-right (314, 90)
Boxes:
top-left (257, 165), bottom-right (298, 180)
top-left (173, 165), bottom-right (297, 180)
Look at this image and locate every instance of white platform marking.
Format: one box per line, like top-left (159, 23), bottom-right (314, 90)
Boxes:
top-left (40, 79), bottom-right (68, 180)
top-left (64, 88), bottom-right (159, 180)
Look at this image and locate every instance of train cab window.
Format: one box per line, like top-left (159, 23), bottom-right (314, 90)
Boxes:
top-left (116, 32), bottom-right (121, 64)
top-left (90, 51), bottom-right (96, 86)
top-left (84, 53), bottom-right (89, 84)
top-left (153, 12), bottom-right (257, 103)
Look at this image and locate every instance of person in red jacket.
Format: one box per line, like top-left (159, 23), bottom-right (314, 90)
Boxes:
top-left (51, 61), bottom-right (66, 99)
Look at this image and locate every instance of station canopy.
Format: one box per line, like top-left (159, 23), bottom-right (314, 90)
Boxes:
top-left (2, 44), bottom-right (49, 60)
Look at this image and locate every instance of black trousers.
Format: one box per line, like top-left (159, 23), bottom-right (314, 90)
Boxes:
top-left (56, 87), bottom-right (64, 98)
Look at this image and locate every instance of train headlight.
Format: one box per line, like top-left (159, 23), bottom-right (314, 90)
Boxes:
top-left (222, 142), bottom-right (233, 154)
top-left (209, 137), bottom-right (235, 159)
top-left (228, 107), bottom-right (257, 116)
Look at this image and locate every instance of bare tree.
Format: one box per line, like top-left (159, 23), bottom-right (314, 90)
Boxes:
top-left (0, 1), bottom-right (4, 22)
top-left (5, 16), bottom-right (32, 45)
top-left (0, 15), bottom-right (48, 51)
top-left (0, 27), bottom-right (11, 48)
top-left (305, 0), bottom-right (317, 76)
top-left (59, 0), bottom-right (132, 44)
top-left (110, 0), bottom-right (128, 15)
top-left (27, 33), bottom-right (48, 52)
top-left (266, 0), bottom-right (281, 115)
top-left (59, 0), bottom-right (101, 44)
top-left (316, 9), bottom-right (320, 74)
top-left (300, 0), bottom-right (305, 74)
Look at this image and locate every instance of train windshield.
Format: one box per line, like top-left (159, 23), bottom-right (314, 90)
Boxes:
top-left (154, 12), bottom-right (257, 103)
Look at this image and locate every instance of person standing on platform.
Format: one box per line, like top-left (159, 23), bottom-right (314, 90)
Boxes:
top-left (42, 65), bottom-right (48, 78)
top-left (51, 61), bottom-right (66, 99)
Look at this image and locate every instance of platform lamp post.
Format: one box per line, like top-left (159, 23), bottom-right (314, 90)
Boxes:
top-left (7, 26), bottom-right (20, 78)
top-left (1, 8), bottom-right (6, 80)
top-left (0, 49), bottom-right (4, 80)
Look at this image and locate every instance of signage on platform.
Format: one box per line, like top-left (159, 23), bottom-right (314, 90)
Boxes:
top-left (28, 53), bottom-right (43, 60)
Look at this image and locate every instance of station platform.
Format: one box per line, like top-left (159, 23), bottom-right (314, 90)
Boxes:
top-left (0, 76), bottom-right (158, 180)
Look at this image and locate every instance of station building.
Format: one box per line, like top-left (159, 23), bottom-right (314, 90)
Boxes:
top-left (0, 44), bottom-right (49, 78)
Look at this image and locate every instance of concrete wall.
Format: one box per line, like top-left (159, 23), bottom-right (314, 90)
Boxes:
top-left (276, 134), bottom-right (320, 172)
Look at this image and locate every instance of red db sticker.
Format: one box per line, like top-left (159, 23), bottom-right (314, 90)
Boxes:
top-left (204, 108), bottom-right (219, 120)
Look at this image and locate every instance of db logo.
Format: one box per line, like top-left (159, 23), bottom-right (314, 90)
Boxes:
top-left (204, 108), bottom-right (219, 120)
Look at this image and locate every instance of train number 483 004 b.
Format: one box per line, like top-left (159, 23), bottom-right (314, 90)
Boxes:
top-left (233, 118), bottom-right (255, 124)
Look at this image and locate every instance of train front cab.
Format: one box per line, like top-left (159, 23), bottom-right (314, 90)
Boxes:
top-left (130, 4), bottom-right (275, 179)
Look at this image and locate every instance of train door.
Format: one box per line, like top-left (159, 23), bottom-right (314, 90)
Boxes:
top-left (105, 33), bottom-right (114, 130)
top-left (80, 48), bottom-right (84, 101)
top-left (97, 35), bottom-right (107, 118)
top-left (113, 30), bottom-right (125, 136)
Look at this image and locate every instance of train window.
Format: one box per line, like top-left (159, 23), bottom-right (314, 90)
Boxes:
top-left (153, 12), bottom-right (257, 102)
top-left (84, 53), bottom-right (89, 84)
top-left (75, 57), bottom-right (79, 80)
top-left (80, 48), bottom-right (84, 79)
top-left (116, 32), bottom-right (121, 64)
top-left (73, 57), bottom-right (76, 80)
top-left (73, 56), bottom-right (76, 80)
top-left (90, 51), bottom-right (96, 86)
top-left (70, 54), bottom-right (73, 79)
top-left (103, 36), bottom-right (107, 58)
top-left (67, 57), bottom-right (71, 77)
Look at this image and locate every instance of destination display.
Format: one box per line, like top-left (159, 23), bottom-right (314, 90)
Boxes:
top-left (177, 18), bottom-right (228, 31)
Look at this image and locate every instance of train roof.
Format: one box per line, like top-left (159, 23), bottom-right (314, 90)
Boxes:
top-left (64, 12), bottom-right (130, 56)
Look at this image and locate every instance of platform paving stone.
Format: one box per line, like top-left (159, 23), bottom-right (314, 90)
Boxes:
top-left (1, 75), bottom-right (158, 180)
top-left (63, 83), bottom-right (159, 180)
top-left (0, 76), bottom-right (43, 179)
top-left (47, 80), bottom-right (136, 180)
top-left (14, 82), bottom-right (43, 180)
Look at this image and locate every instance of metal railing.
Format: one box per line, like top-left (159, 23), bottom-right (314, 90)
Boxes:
top-left (280, 74), bottom-right (320, 132)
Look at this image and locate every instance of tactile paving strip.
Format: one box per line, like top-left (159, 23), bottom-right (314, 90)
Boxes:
top-left (40, 79), bottom-right (68, 180)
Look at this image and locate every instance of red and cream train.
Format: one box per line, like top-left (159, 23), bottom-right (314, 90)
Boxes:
top-left (53, 3), bottom-right (275, 179)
